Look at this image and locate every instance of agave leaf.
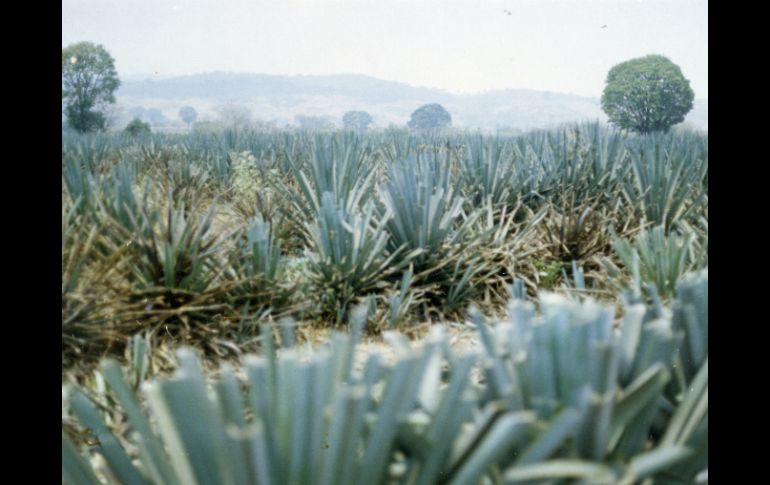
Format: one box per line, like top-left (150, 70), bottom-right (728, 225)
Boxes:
top-left (609, 363), bottom-right (669, 451)
top-left (69, 390), bottom-right (150, 485)
top-left (447, 411), bottom-right (536, 485)
top-left (358, 349), bottom-right (433, 482)
top-left (100, 359), bottom-right (179, 485)
top-left (515, 408), bottom-right (582, 465)
top-left (503, 459), bottom-right (616, 484)
top-left (414, 356), bottom-right (478, 484)
top-left (619, 445), bottom-right (693, 484)
top-left (661, 359), bottom-right (708, 447)
top-left (62, 431), bottom-right (104, 485)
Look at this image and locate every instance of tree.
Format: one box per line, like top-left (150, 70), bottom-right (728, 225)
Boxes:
top-left (342, 111), bottom-right (373, 131)
top-left (601, 55), bottom-right (694, 134)
top-left (62, 42), bottom-right (120, 133)
top-left (216, 104), bottom-right (252, 130)
top-left (407, 104), bottom-right (452, 131)
top-left (124, 118), bottom-right (151, 138)
top-left (179, 106), bottom-right (198, 128)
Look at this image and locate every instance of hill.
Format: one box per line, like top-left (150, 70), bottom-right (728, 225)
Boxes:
top-left (116, 72), bottom-right (707, 131)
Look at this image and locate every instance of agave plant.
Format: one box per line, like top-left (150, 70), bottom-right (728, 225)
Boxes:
top-left (62, 131), bottom-right (120, 175)
top-left (224, 216), bottom-right (297, 323)
top-left (458, 135), bottom-right (517, 210)
top-left (142, 154), bottom-right (213, 212)
top-left (137, 140), bottom-right (173, 167)
top-left (63, 272), bottom-right (708, 485)
top-left (385, 266), bottom-right (419, 328)
top-left (553, 124), bottom-right (630, 205)
top-left (125, 202), bottom-right (222, 291)
top-left (62, 204), bottom-right (113, 368)
top-left (63, 310), bottom-right (526, 485)
top-left (558, 261), bottom-right (602, 302)
top-left (62, 339), bottom-right (519, 485)
top-left (96, 195), bottom-right (239, 353)
top-left (281, 133), bottom-right (377, 218)
top-left (95, 161), bottom-right (145, 239)
top-left (380, 129), bottom-right (423, 164)
top-left (508, 139), bottom-right (553, 209)
top-left (637, 270), bottom-right (708, 484)
top-left (675, 217), bottom-right (708, 270)
top-left (587, 272), bottom-right (709, 483)
top-left (306, 192), bottom-right (413, 324)
top-left (379, 154), bottom-right (507, 318)
top-left (470, 275), bottom-right (707, 483)
top-left (541, 199), bottom-right (614, 264)
top-left (62, 155), bottom-right (99, 215)
top-left (605, 225), bottom-right (696, 299)
top-left (668, 270), bottom-right (708, 390)
top-left (226, 151), bottom-right (296, 245)
top-left (259, 134), bottom-right (376, 251)
top-left (175, 131), bottom-right (235, 186)
top-left (218, 129), bottom-right (281, 161)
top-left (622, 136), bottom-right (708, 231)
top-left (503, 124), bottom-right (626, 215)
top-left (460, 197), bottom-right (546, 301)
top-left (578, 122), bottom-right (631, 199)
top-left (233, 216), bottom-right (282, 284)
top-left (380, 154), bottom-right (479, 271)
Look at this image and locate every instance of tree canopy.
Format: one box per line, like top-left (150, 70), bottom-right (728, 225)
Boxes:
top-left (601, 55), bottom-right (694, 134)
top-left (407, 104), bottom-right (452, 131)
top-left (124, 118), bottom-right (151, 138)
top-left (179, 106), bottom-right (198, 126)
top-left (62, 42), bottom-right (120, 133)
top-left (342, 111), bottom-right (373, 131)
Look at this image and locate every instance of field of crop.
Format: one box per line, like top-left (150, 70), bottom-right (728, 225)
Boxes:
top-left (62, 123), bottom-right (708, 484)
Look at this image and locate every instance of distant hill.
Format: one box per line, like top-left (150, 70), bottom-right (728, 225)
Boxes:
top-left (116, 72), bottom-right (707, 132)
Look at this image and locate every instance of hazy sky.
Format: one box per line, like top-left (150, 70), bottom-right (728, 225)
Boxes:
top-left (62, 0), bottom-right (707, 98)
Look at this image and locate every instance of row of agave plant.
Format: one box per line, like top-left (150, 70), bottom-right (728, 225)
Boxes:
top-left (63, 123), bottom-right (708, 234)
top-left (62, 123), bottom-right (708, 369)
top-left (63, 269), bottom-right (707, 484)
top-left (63, 124), bottom-right (707, 233)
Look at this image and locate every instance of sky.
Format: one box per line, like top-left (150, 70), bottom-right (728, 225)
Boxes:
top-left (62, 0), bottom-right (707, 99)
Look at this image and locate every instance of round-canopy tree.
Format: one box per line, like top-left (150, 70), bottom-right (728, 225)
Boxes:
top-left (124, 118), bottom-right (151, 138)
top-left (179, 106), bottom-right (198, 127)
top-left (601, 55), bottom-right (694, 134)
top-left (407, 104), bottom-right (452, 131)
top-left (62, 42), bottom-right (120, 133)
top-left (342, 111), bottom-right (373, 131)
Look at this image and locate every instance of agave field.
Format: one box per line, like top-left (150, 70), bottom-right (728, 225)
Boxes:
top-left (62, 123), bottom-right (708, 484)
